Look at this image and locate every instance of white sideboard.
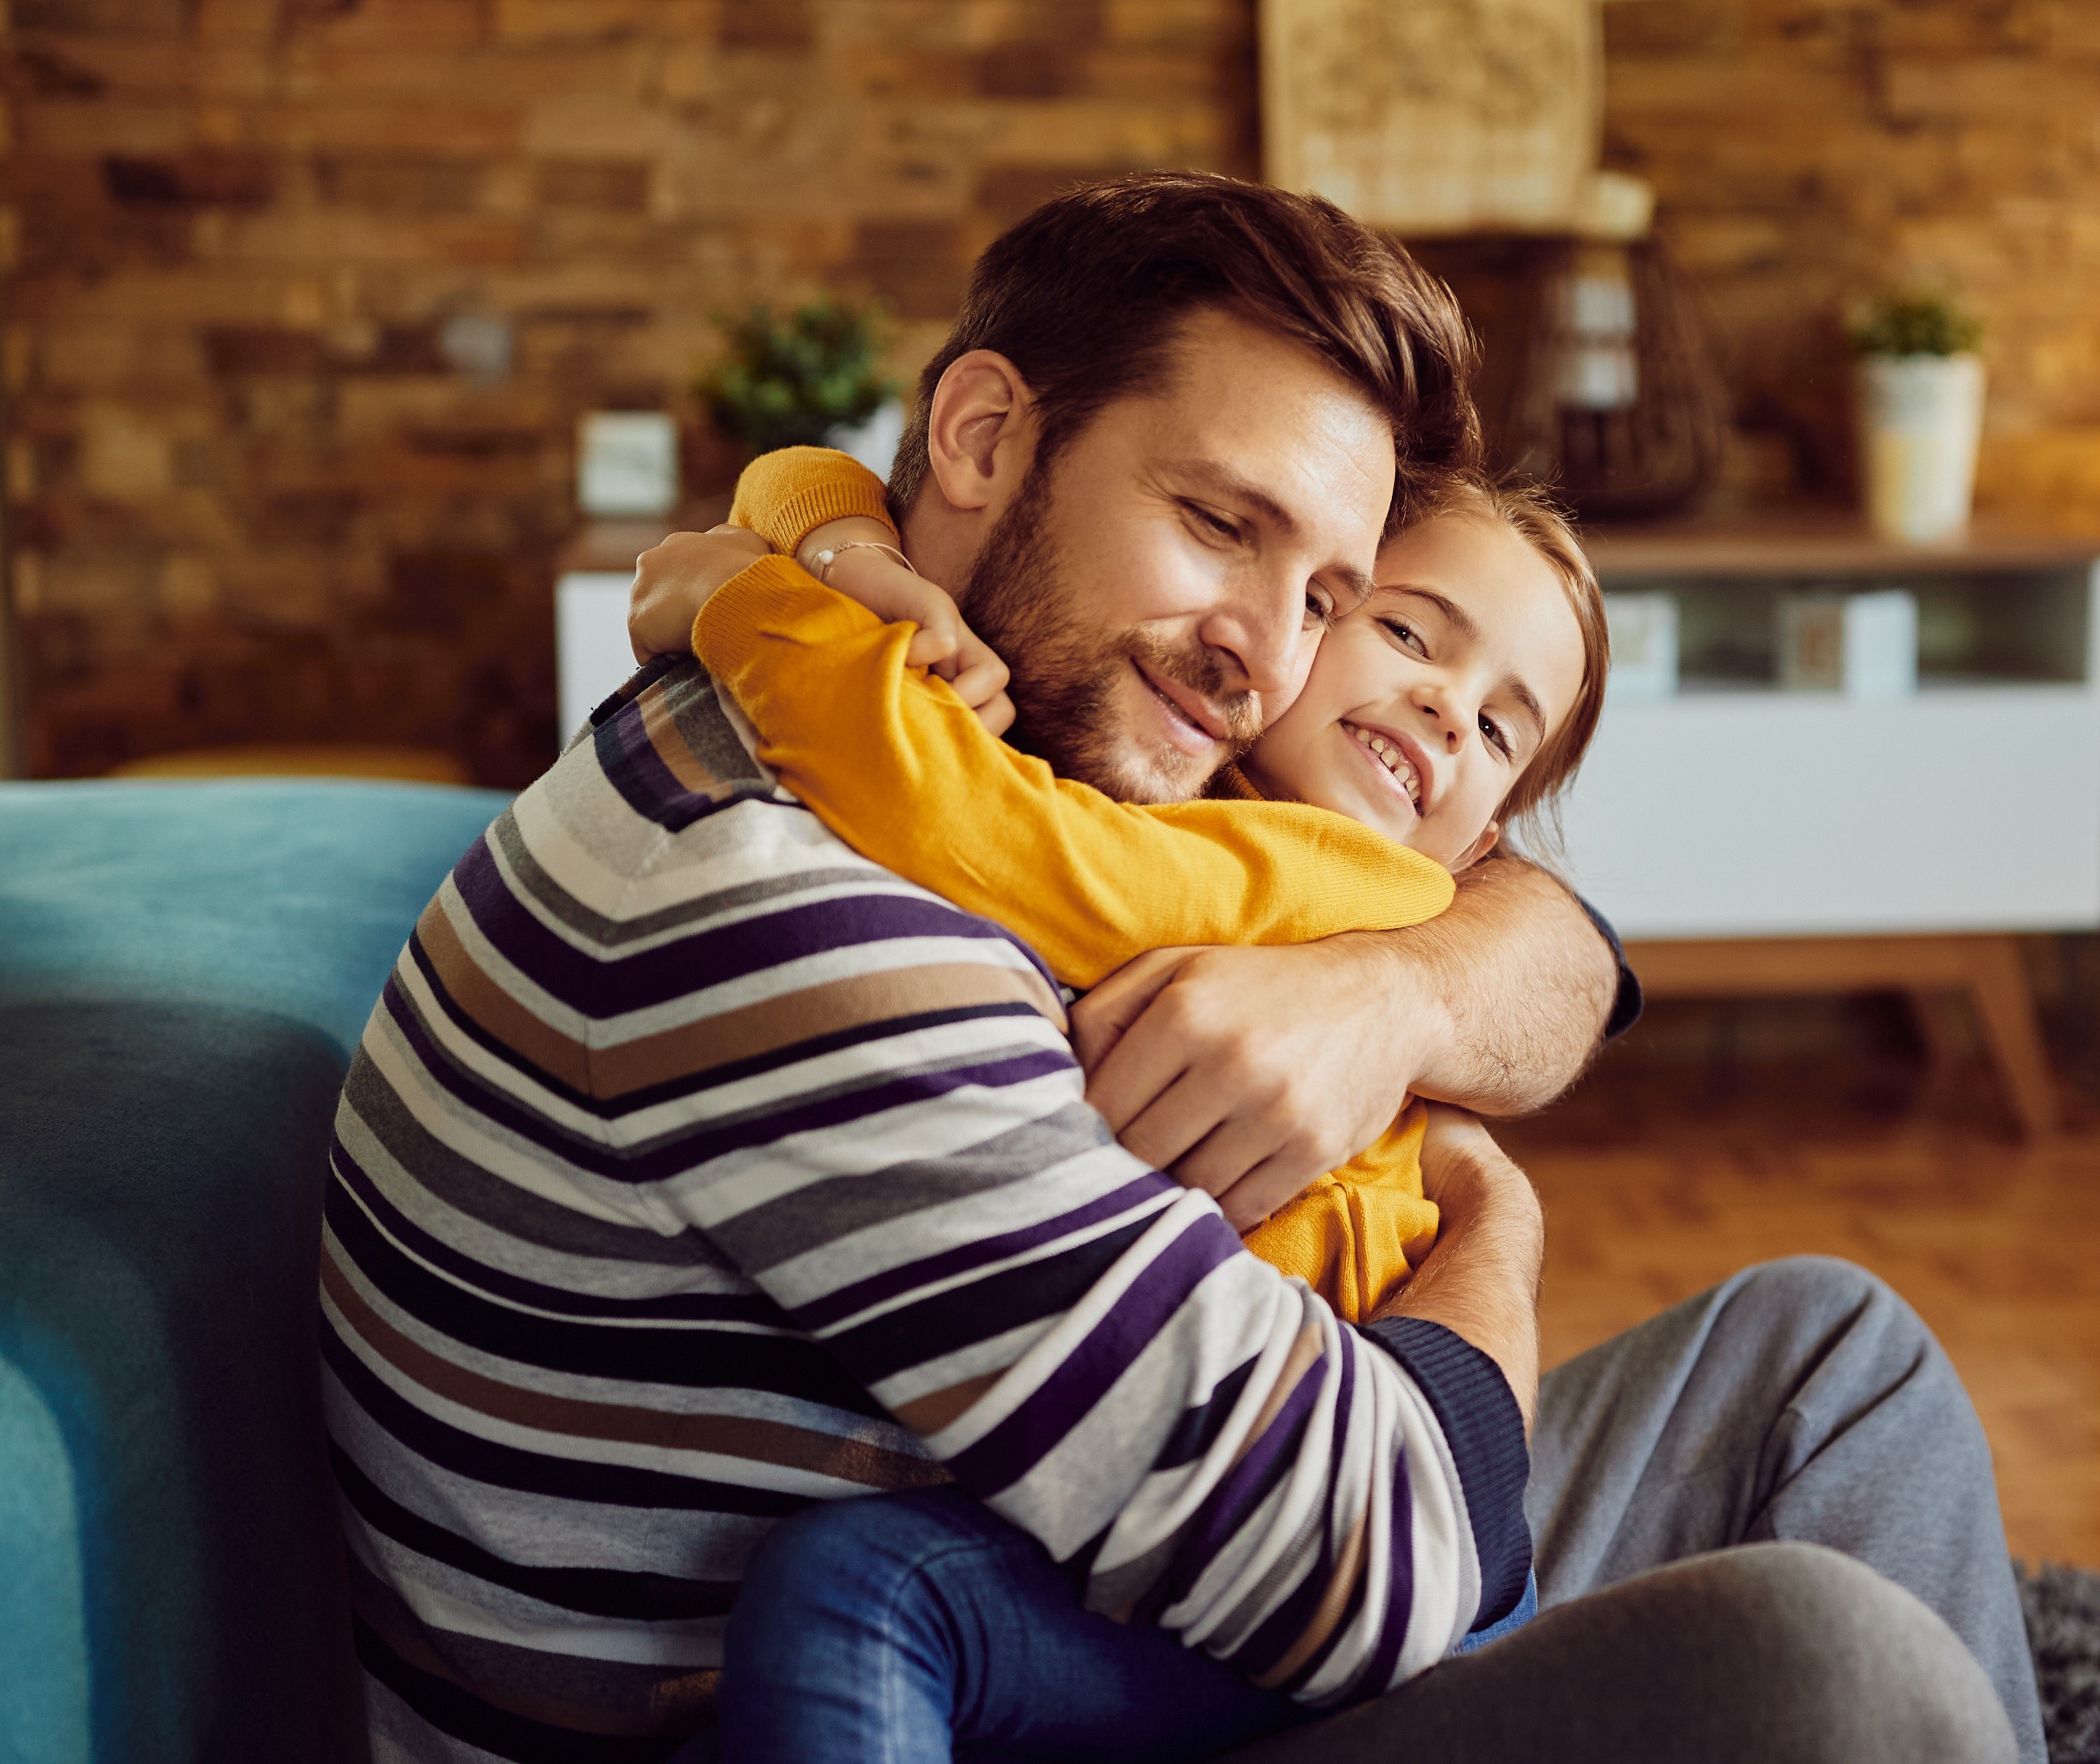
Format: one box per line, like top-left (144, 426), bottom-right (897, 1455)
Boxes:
top-left (1558, 524), bottom-right (2100, 941)
top-left (557, 571), bottom-right (643, 742)
top-left (552, 506), bottom-right (733, 743)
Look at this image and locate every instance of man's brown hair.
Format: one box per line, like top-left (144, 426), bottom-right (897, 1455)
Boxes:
top-left (887, 171), bottom-right (1482, 530)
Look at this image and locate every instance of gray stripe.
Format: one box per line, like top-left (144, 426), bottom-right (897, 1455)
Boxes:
top-left (1204, 1478), bottom-right (1332, 1658)
top-left (708, 1101), bottom-right (1116, 1271)
top-left (343, 1053), bottom-right (732, 1270)
top-left (347, 1553), bottom-right (724, 1715)
top-left (607, 1036), bottom-right (1058, 1172)
top-left (492, 809), bottom-right (877, 949)
top-left (663, 661), bottom-right (767, 782)
top-left (1086, 1530), bottom-right (1178, 1620)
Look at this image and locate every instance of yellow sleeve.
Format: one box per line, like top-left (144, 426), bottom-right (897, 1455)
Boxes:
top-left (695, 557), bottom-right (1456, 991)
top-left (1241, 1102), bottom-right (1437, 1323)
top-left (727, 447), bottom-right (896, 557)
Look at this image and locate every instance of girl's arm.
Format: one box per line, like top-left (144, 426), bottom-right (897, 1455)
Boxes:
top-left (695, 557), bottom-right (1454, 990)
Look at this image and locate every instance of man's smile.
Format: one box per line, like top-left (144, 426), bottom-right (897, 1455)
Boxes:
top-left (1132, 657), bottom-right (1231, 755)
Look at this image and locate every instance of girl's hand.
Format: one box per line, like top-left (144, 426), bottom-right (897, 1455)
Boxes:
top-left (799, 519), bottom-right (1015, 738)
top-left (629, 527), bottom-right (771, 663)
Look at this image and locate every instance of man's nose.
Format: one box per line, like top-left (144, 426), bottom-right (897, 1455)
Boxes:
top-left (1201, 582), bottom-right (1305, 700)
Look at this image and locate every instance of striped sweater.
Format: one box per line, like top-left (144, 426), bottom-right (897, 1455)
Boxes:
top-left (321, 655), bottom-right (1531, 1761)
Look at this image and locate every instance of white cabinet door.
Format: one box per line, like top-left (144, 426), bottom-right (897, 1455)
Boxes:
top-left (1557, 685), bottom-right (2100, 937)
top-left (556, 572), bottom-right (643, 745)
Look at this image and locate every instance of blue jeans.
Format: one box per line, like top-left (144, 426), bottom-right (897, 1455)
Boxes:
top-left (699, 1486), bottom-right (1536, 1763)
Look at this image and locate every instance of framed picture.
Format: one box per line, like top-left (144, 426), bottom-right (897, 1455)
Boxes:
top-left (1259, 0), bottom-right (1602, 234)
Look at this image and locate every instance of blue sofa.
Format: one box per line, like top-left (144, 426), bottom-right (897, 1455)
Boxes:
top-left (0, 780), bottom-right (509, 1764)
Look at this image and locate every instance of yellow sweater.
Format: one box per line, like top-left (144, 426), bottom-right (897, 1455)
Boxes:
top-left (708, 447), bottom-right (1447, 1319)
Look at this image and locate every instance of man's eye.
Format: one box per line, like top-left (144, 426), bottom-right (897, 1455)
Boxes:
top-left (1303, 589), bottom-right (1337, 630)
top-left (1183, 502), bottom-right (1241, 542)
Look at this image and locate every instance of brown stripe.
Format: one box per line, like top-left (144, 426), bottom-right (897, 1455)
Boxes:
top-left (1252, 1509), bottom-right (1370, 1689)
top-left (1231, 1320), bottom-right (1328, 1465)
top-left (417, 899), bottom-right (593, 1091)
top-left (591, 960), bottom-right (1066, 1098)
top-left (894, 1368), bottom-right (1007, 1435)
top-left (639, 685), bottom-right (726, 796)
top-left (419, 916), bottom-right (1062, 1104)
top-left (348, 1553), bottom-right (718, 1738)
top-left (323, 1247), bottom-right (950, 1491)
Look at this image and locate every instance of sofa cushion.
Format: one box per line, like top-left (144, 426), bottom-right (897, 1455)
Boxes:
top-left (0, 780), bottom-right (509, 1763)
top-left (0, 780), bottom-right (512, 1055)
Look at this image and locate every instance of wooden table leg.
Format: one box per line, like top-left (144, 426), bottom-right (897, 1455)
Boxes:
top-left (1624, 933), bottom-right (2061, 1139)
top-left (1960, 937), bottom-right (2061, 1138)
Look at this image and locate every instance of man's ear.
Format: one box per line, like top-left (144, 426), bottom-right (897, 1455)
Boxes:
top-left (1451, 820), bottom-right (1500, 872)
top-left (924, 350), bottom-right (1037, 514)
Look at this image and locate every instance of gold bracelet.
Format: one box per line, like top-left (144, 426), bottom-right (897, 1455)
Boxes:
top-left (808, 540), bottom-right (917, 584)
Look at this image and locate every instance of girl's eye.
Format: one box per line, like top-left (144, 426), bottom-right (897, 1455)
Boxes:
top-left (1380, 617), bottom-right (1428, 657)
top-left (1480, 712), bottom-right (1512, 758)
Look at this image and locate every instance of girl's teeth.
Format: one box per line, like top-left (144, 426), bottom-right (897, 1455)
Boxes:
top-left (1355, 726), bottom-right (1395, 766)
top-left (1347, 722), bottom-right (1421, 807)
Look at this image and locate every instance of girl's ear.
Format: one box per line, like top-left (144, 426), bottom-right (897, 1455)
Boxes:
top-left (1451, 820), bottom-right (1500, 872)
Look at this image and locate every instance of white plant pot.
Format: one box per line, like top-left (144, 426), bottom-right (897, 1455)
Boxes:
top-left (1857, 353), bottom-right (1985, 544)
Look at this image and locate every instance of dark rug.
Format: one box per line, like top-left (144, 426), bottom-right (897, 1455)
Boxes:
top-left (2018, 1561), bottom-right (2100, 1763)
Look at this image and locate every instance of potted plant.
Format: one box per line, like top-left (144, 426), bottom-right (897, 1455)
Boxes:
top-left (1849, 292), bottom-right (1986, 544)
top-left (695, 299), bottom-right (901, 466)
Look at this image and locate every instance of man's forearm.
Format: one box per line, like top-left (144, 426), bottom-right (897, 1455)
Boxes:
top-left (1369, 854), bottom-right (1617, 1116)
top-left (1376, 1114), bottom-right (1544, 1431)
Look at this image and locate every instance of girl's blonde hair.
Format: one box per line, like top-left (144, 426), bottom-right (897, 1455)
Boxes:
top-left (1409, 472), bottom-right (1608, 855)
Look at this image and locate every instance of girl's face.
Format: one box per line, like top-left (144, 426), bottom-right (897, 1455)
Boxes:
top-left (1239, 512), bottom-right (1587, 870)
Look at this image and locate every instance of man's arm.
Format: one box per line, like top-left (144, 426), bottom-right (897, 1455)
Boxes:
top-left (611, 795), bottom-right (1530, 1701)
top-left (1360, 1103), bottom-right (1542, 1631)
top-left (1374, 1105), bottom-right (1543, 1432)
top-left (1366, 852), bottom-right (1621, 1113)
top-left (1072, 852), bottom-right (1618, 1231)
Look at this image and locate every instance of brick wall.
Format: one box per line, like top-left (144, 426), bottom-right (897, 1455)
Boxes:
top-left (1603, 0), bottom-right (2100, 515)
top-left (5, 0), bottom-right (2099, 779)
top-left (0, 0), bottom-right (1255, 780)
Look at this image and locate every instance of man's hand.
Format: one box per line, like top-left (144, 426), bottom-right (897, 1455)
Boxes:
top-left (630, 527), bottom-right (771, 663)
top-left (1374, 1104), bottom-right (1543, 1432)
top-left (1071, 939), bottom-right (1421, 1231)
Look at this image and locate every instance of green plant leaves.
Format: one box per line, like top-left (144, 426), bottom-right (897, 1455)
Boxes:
top-left (1849, 292), bottom-right (1984, 359)
top-left (695, 299), bottom-right (899, 456)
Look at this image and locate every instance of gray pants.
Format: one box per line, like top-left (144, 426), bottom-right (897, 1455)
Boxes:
top-left (1228, 1257), bottom-right (2045, 1763)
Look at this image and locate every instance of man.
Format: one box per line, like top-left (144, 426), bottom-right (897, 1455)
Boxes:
top-left (322, 173), bottom-right (2034, 1762)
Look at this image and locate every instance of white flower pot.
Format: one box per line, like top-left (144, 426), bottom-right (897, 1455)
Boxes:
top-left (1857, 353), bottom-right (1985, 544)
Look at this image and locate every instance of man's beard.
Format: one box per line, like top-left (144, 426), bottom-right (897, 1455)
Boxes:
top-left (958, 463), bottom-right (1262, 805)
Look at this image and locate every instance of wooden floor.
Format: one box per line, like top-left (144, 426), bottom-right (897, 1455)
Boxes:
top-left (1496, 1029), bottom-right (2100, 1570)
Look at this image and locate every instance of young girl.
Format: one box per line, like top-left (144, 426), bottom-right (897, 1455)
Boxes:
top-left (632, 448), bottom-right (1608, 1763)
top-left (634, 447), bottom-right (1607, 1323)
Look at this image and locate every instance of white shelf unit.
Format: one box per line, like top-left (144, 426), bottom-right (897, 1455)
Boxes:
top-left (557, 571), bottom-right (642, 743)
top-left (1559, 529), bottom-right (2100, 942)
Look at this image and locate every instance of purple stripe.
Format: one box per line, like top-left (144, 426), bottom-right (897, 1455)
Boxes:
top-left (1131, 1351), bottom-right (1323, 1627)
top-left (450, 835), bottom-right (1037, 1019)
top-left (1227, 1330), bottom-right (1361, 1680)
top-left (328, 1137), bottom-right (787, 1326)
top-left (797, 1176), bottom-right (1172, 1330)
top-left (595, 697), bottom-right (737, 833)
top-left (1229, 1505), bottom-right (1338, 1677)
top-left (946, 1212), bottom-right (1244, 1495)
top-left (1350, 1446), bottom-right (1416, 1696)
top-left (384, 973), bottom-right (1074, 1184)
top-left (1323, 1334), bottom-right (1415, 1699)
